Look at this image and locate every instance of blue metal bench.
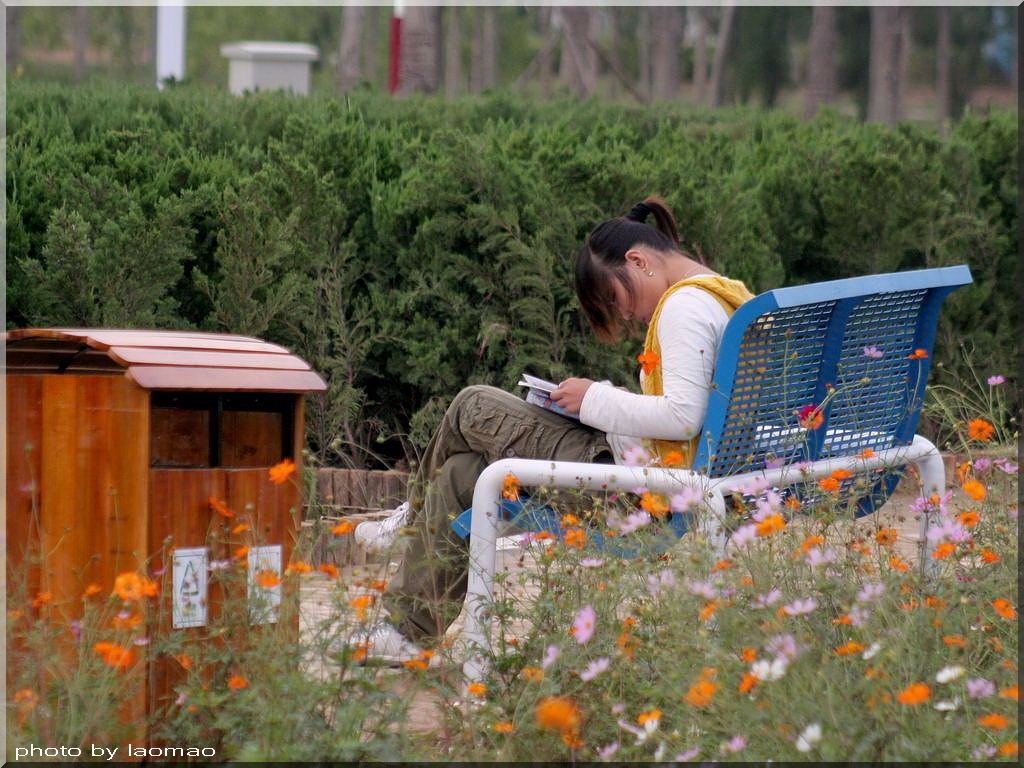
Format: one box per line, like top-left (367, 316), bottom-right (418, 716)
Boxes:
top-left (458, 266), bottom-right (972, 680)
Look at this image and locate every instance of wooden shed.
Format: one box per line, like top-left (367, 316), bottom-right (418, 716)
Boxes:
top-left (6, 328), bottom-right (326, 727)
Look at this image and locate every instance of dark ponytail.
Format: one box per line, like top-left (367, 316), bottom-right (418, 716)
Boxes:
top-left (575, 196), bottom-right (697, 342)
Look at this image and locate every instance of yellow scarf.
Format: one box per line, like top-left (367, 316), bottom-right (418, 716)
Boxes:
top-left (641, 275), bottom-right (755, 466)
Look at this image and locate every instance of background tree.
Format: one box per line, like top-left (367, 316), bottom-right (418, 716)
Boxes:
top-left (337, 5), bottom-right (363, 92)
top-left (559, 6), bottom-right (597, 98)
top-left (709, 3), bottom-right (737, 107)
top-left (444, 6), bottom-right (462, 98)
top-left (936, 7), bottom-right (951, 129)
top-left (651, 6), bottom-right (682, 101)
top-left (399, 5), bottom-right (441, 95)
top-left (636, 7), bottom-right (652, 100)
top-left (805, 6), bottom-right (838, 119)
top-left (868, 6), bottom-right (909, 125)
top-left (690, 6), bottom-right (709, 105)
top-left (734, 6), bottom-right (790, 107)
top-left (73, 6), bottom-right (88, 82)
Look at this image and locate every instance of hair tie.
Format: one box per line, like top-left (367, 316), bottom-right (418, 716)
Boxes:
top-left (626, 202), bottom-right (651, 223)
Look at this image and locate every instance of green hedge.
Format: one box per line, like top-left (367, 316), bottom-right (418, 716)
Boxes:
top-left (7, 83), bottom-right (1017, 467)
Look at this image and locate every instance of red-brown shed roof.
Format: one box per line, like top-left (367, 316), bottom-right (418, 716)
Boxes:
top-left (5, 328), bottom-right (327, 393)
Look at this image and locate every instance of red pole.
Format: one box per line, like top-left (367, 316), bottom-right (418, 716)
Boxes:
top-left (389, 10), bottom-right (403, 94)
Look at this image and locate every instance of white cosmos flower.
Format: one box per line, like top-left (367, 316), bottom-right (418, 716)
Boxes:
top-left (794, 723), bottom-right (822, 753)
top-left (935, 665), bottom-right (965, 684)
top-left (862, 642), bottom-right (882, 660)
top-left (750, 657), bottom-right (788, 681)
top-left (934, 697), bottom-right (960, 712)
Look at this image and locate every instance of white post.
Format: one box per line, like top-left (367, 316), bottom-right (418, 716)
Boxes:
top-left (156, 5), bottom-right (187, 89)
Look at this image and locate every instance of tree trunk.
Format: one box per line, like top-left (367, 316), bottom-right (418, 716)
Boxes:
top-left (935, 7), bottom-right (951, 129)
top-left (636, 7), bottom-right (652, 100)
top-left (539, 7), bottom-right (555, 98)
top-left (868, 6), bottom-right (908, 125)
top-left (444, 6), bottom-right (462, 98)
top-left (399, 6), bottom-right (442, 95)
top-left (482, 6), bottom-right (498, 90)
top-left (606, 8), bottom-right (622, 98)
top-left (691, 6), bottom-right (708, 105)
top-left (651, 6), bottom-right (682, 101)
top-left (470, 8), bottom-right (484, 93)
top-left (709, 3), bottom-right (737, 107)
top-left (74, 6), bottom-right (89, 82)
top-left (6, 6), bottom-right (21, 71)
top-left (337, 5), bottom-right (364, 92)
top-left (363, 6), bottom-right (379, 88)
top-left (804, 5), bottom-right (838, 119)
top-left (559, 7), bottom-right (597, 98)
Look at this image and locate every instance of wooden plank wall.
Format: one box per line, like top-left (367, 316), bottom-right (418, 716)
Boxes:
top-left (314, 468), bottom-right (408, 513)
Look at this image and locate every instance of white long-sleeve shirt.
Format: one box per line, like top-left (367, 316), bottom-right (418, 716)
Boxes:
top-left (578, 287), bottom-right (731, 463)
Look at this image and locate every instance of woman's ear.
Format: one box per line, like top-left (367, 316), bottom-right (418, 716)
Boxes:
top-left (624, 248), bottom-right (647, 272)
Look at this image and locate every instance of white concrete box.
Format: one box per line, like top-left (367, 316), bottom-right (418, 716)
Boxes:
top-left (220, 41), bottom-right (320, 96)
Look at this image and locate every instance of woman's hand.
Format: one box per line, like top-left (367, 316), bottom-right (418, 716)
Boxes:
top-left (551, 377), bottom-right (594, 415)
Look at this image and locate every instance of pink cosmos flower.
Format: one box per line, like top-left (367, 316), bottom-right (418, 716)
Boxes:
top-left (670, 486), bottom-right (703, 513)
top-left (966, 678), bottom-right (995, 699)
top-left (972, 458), bottom-right (992, 474)
top-left (765, 633), bottom-right (803, 660)
top-left (752, 588), bottom-right (782, 608)
top-left (580, 657), bottom-right (611, 682)
top-left (720, 735), bottom-right (747, 755)
top-left (739, 476), bottom-right (772, 496)
top-left (597, 741), bottom-right (620, 760)
top-left (987, 374), bottom-right (1005, 386)
top-left (730, 523), bottom-right (758, 548)
top-left (572, 605), bottom-right (596, 644)
top-left (646, 569), bottom-right (678, 599)
top-left (863, 346), bottom-right (884, 359)
top-left (541, 644), bottom-right (560, 669)
top-left (782, 597), bottom-right (818, 616)
top-left (995, 458), bottom-right (1018, 475)
top-left (685, 579), bottom-right (719, 600)
top-left (611, 510), bottom-right (653, 535)
top-left (675, 748), bottom-right (701, 762)
top-left (622, 445), bottom-right (651, 466)
top-left (857, 581), bottom-right (886, 602)
top-left (805, 546), bottom-right (838, 568)
top-left (580, 558), bottom-right (605, 568)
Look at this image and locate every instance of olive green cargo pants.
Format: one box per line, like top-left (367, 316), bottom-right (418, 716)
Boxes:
top-left (382, 385), bottom-right (612, 642)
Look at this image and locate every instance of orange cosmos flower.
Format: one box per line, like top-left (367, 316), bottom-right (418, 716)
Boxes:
top-left (739, 672), bottom-right (759, 694)
top-left (231, 522), bottom-right (251, 535)
top-left (640, 492), bottom-right (670, 518)
top-left (997, 743), bottom-right (1019, 757)
top-left (924, 596), bottom-right (946, 610)
top-left (113, 572), bottom-right (158, 602)
top-left (268, 458), bottom-right (297, 485)
top-left (785, 495), bottom-right (801, 511)
top-left (349, 595), bottom-right (374, 621)
top-left (978, 714), bottom-right (1010, 730)
top-left (637, 350), bottom-right (660, 375)
top-left (234, 546), bottom-right (250, 561)
top-left (800, 534), bottom-right (825, 553)
top-left (873, 528), bottom-right (898, 547)
top-left (956, 461), bottom-right (972, 484)
top-left (740, 647), bottom-right (757, 663)
top-left (980, 549), bottom-right (1000, 564)
top-left (174, 653), bottom-right (192, 670)
top-left (798, 405), bottom-right (825, 430)
top-left (208, 496), bottom-right (234, 518)
top-left (831, 469), bottom-right (853, 481)
top-left (999, 685), bottom-right (1018, 701)
top-left (699, 601), bottom-right (718, 623)
top-left (255, 570), bottom-right (280, 589)
top-left (637, 708), bottom-right (662, 727)
top-left (818, 477), bottom-right (841, 494)
top-left (467, 682), bottom-right (487, 697)
top-left (501, 473), bottom-right (520, 502)
top-left (684, 678), bottom-right (718, 708)
top-left (564, 528), bottom-right (586, 549)
top-left (832, 614), bottom-right (853, 625)
top-left (83, 583), bottom-right (102, 597)
top-left (31, 591), bottom-right (52, 609)
top-left (535, 696), bottom-right (581, 737)
top-left (111, 610), bottom-right (143, 630)
top-left (493, 721), bottom-right (515, 734)
top-left (955, 510), bottom-right (980, 528)
top-left (931, 543), bottom-right (956, 560)
top-left (907, 349), bottom-right (928, 360)
top-left (521, 666), bottom-right (544, 683)
top-left (834, 641), bottom-right (865, 656)
top-left (661, 451), bottom-right (685, 467)
top-left (896, 682), bottom-right (931, 705)
top-left (286, 561), bottom-right (314, 574)
top-left (561, 514), bottom-right (581, 527)
top-left (755, 513), bottom-right (786, 537)
top-left (331, 520), bottom-right (356, 536)
top-left (319, 563), bottom-right (340, 579)
top-left (942, 635), bottom-right (966, 648)
top-left (227, 675), bottom-right (249, 691)
top-left (93, 642), bottom-right (135, 670)
top-left (712, 559), bottom-right (733, 572)
top-left (889, 556), bottom-right (910, 573)
top-left (857, 448), bottom-right (876, 459)
top-left (966, 418), bottom-right (995, 442)
top-left (351, 641), bottom-right (371, 663)
top-left (992, 598), bottom-right (1016, 620)
top-left (962, 480), bottom-right (987, 501)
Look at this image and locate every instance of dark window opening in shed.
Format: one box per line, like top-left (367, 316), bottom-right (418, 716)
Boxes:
top-left (150, 392), bottom-right (295, 468)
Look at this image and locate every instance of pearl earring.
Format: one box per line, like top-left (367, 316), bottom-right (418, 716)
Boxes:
top-left (647, 270), bottom-right (656, 277)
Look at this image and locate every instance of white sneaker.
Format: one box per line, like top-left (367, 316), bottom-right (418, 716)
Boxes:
top-left (348, 620), bottom-right (424, 665)
top-left (354, 501), bottom-right (411, 553)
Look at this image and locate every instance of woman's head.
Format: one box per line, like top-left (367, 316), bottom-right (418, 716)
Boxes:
top-left (575, 196), bottom-right (700, 342)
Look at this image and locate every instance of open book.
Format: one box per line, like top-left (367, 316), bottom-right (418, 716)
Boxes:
top-left (517, 372), bottom-right (580, 421)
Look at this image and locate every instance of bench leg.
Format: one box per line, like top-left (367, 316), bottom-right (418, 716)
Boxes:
top-left (910, 436), bottom-right (945, 580)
